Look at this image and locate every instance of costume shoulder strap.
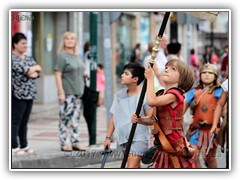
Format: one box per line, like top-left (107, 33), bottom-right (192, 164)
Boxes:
top-left (155, 89), bottom-right (164, 96)
top-left (167, 87), bottom-right (184, 95)
top-left (166, 87), bottom-right (185, 102)
top-left (207, 85), bottom-right (220, 94)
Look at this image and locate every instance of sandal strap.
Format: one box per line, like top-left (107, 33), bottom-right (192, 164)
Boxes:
top-left (21, 147), bottom-right (35, 154)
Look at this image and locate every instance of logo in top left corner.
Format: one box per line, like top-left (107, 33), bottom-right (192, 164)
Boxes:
top-left (12, 13), bottom-right (34, 22)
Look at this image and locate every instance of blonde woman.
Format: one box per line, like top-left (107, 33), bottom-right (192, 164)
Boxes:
top-left (54, 32), bottom-right (86, 151)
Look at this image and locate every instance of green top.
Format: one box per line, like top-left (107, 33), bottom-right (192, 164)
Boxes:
top-left (55, 52), bottom-right (85, 95)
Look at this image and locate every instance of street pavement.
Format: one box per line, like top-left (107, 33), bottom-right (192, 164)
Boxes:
top-left (11, 104), bottom-right (122, 169)
top-left (11, 102), bottom-right (227, 169)
top-left (80, 150), bottom-right (227, 169)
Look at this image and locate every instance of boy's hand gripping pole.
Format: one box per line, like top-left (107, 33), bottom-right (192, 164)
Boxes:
top-left (100, 146), bottom-right (112, 168)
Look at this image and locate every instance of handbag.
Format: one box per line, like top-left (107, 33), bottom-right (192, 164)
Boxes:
top-left (82, 77), bottom-right (99, 136)
top-left (141, 146), bottom-right (158, 164)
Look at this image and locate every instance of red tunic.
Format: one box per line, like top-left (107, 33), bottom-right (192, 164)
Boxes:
top-left (154, 88), bottom-right (194, 168)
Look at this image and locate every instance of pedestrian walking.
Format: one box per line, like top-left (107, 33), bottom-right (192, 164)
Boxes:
top-left (96, 63), bottom-right (106, 106)
top-left (190, 48), bottom-right (200, 79)
top-left (130, 43), bottom-right (143, 64)
top-left (12, 32), bottom-right (42, 156)
top-left (202, 46), bottom-right (212, 64)
top-left (143, 59), bottom-right (195, 168)
top-left (184, 63), bottom-right (222, 168)
top-left (202, 46), bottom-right (219, 65)
top-left (166, 42), bottom-right (182, 61)
top-left (54, 31), bottom-right (87, 152)
top-left (220, 54), bottom-right (228, 82)
top-left (103, 62), bottom-right (153, 168)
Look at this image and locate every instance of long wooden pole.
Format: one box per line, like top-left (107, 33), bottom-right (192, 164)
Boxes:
top-left (120, 12), bottom-right (171, 168)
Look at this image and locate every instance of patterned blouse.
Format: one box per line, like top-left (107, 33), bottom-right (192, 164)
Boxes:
top-left (12, 53), bottom-right (39, 100)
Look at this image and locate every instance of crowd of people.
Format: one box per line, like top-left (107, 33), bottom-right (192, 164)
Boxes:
top-left (12, 31), bottom-right (229, 169)
top-left (106, 35), bottom-right (229, 168)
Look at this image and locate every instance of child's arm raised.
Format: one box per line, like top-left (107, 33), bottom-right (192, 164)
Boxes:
top-left (144, 66), bottom-right (177, 107)
top-left (148, 93), bottom-right (177, 107)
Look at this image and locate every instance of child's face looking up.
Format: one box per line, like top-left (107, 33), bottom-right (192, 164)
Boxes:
top-left (162, 65), bottom-right (180, 85)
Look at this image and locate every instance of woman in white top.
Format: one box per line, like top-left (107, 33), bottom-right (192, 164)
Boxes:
top-left (143, 43), bottom-right (165, 92)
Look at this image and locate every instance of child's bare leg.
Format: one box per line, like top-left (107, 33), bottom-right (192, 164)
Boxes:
top-left (150, 125), bottom-right (155, 146)
top-left (202, 146), bottom-right (217, 168)
top-left (192, 145), bottom-right (202, 168)
top-left (127, 154), bottom-right (142, 168)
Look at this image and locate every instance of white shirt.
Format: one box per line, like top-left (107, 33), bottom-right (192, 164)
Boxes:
top-left (110, 88), bottom-right (150, 145)
top-left (155, 48), bottom-right (167, 90)
top-left (143, 55), bottom-right (162, 91)
top-left (221, 79), bottom-right (228, 92)
top-left (156, 48), bottom-right (167, 73)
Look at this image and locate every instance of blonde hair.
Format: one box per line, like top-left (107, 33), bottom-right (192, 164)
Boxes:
top-left (58, 31), bottom-right (80, 55)
top-left (165, 59), bottom-right (194, 93)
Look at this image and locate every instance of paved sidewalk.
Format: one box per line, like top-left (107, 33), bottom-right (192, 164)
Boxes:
top-left (11, 104), bottom-right (120, 169)
top-left (28, 105), bottom-right (110, 153)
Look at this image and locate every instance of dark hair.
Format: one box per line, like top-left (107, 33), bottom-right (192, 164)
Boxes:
top-left (124, 62), bottom-right (145, 85)
top-left (190, 49), bottom-right (195, 54)
top-left (12, 32), bottom-right (27, 49)
top-left (224, 45), bottom-right (228, 49)
top-left (167, 42), bottom-right (181, 54)
top-left (97, 63), bottom-right (104, 69)
top-left (84, 41), bottom-right (90, 54)
top-left (136, 43), bottom-right (141, 49)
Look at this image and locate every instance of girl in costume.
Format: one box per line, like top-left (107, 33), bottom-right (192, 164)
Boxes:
top-left (184, 63), bottom-right (222, 168)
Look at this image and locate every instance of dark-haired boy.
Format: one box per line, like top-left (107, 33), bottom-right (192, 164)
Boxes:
top-left (103, 62), bottom-right (153, 168)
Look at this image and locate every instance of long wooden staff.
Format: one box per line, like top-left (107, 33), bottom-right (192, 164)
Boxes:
top-left (121, 12), bottom-right (171, 168)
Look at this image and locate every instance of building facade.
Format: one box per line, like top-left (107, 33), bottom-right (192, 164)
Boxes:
top-left (11, 11), bottom-right (229, 105)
